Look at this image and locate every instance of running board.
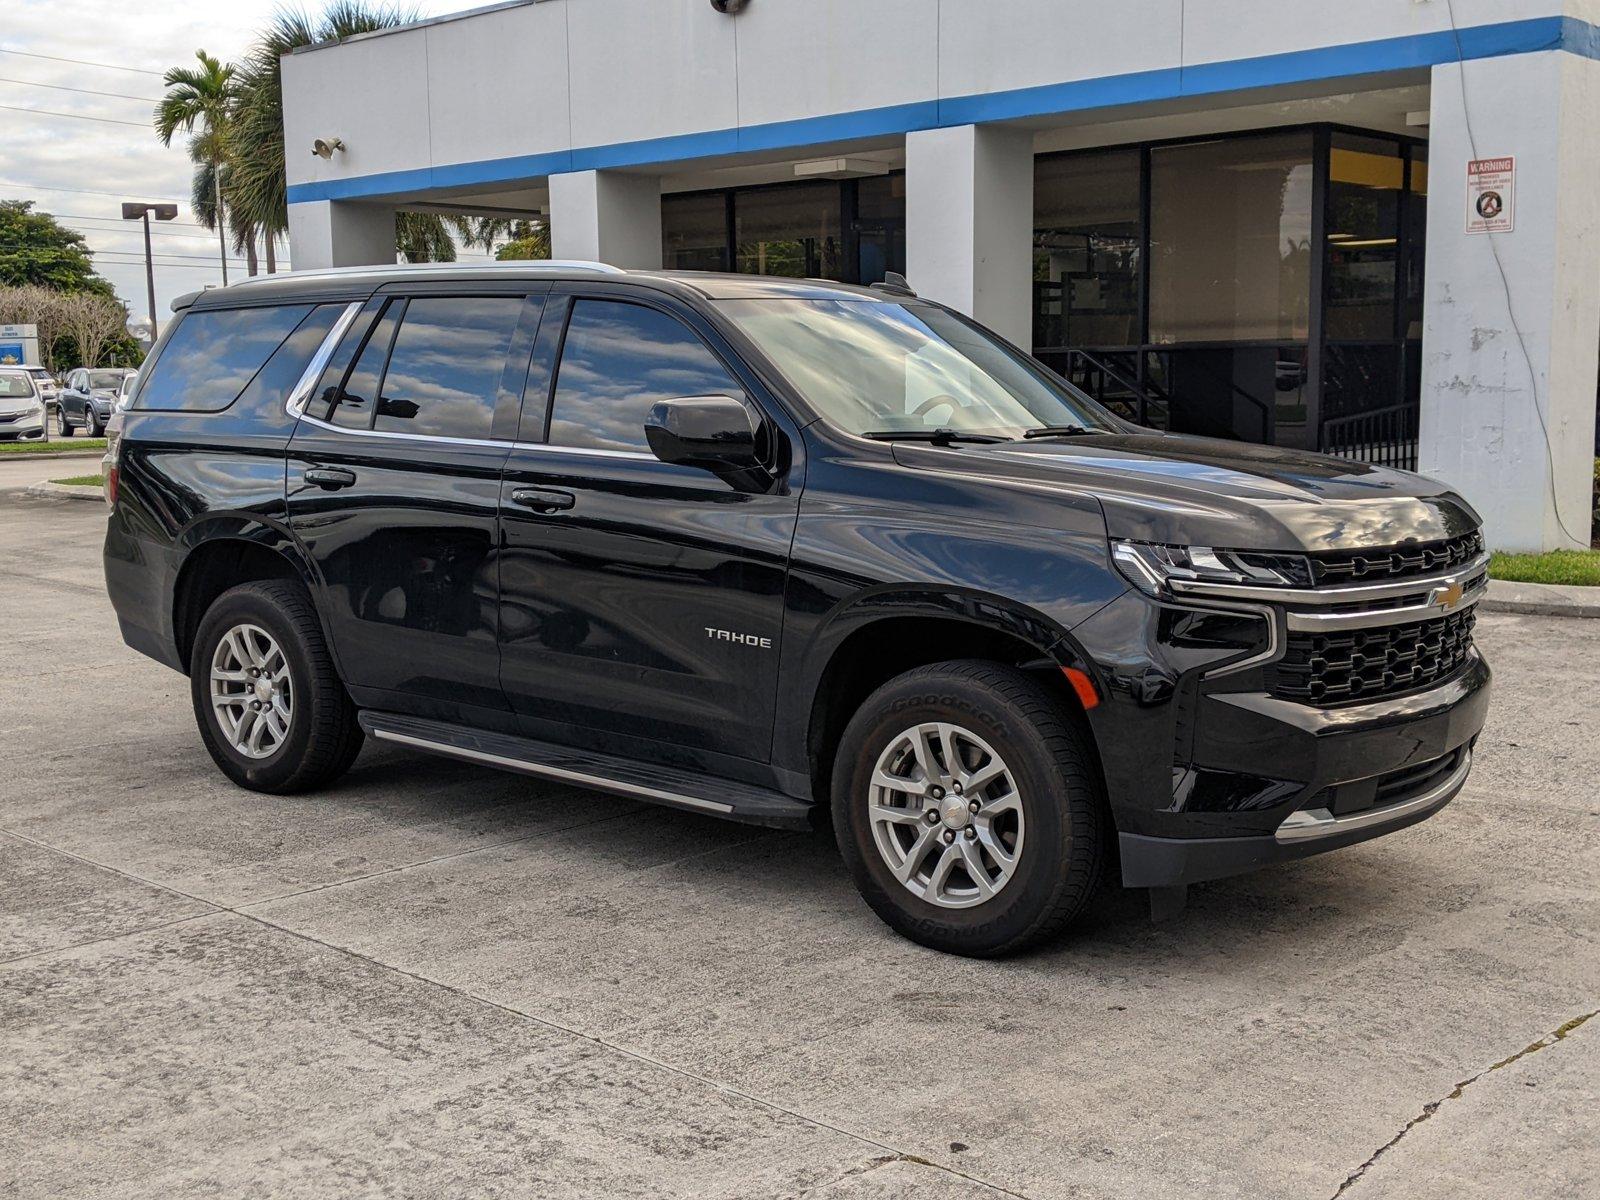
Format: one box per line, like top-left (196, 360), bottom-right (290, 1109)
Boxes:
top-left (358, 713), bottom-right (815, 831)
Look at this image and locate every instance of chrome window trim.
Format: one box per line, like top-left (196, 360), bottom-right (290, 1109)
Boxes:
top-left (1166, 551), bottom-right (1491, 607)
top-left (285, 301), bottom-right (364, 419)
top-left (1275, 748), bottom-right (1471, 843)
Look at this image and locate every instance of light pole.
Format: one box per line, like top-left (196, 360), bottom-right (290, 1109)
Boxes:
top-left (121, 202), bottom-right (179, 341)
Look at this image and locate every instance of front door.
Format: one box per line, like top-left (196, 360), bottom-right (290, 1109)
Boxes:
top-left (285, 287), bottom-right (543, 719)
top-left (497, 289), bottom-right (801, 766)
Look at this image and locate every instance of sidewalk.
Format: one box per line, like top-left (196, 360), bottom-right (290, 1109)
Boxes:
top-left (1482, 578), bottom-right (1600, 619)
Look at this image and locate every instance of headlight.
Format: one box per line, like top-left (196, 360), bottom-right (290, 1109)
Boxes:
top-left (1111, 540), bottom-right (1299, 596)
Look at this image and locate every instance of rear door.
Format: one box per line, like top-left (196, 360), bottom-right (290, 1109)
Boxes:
top-left (285, 284), bottom-right (545, 720)
top-left (496, 287), bottom-right (802, 765)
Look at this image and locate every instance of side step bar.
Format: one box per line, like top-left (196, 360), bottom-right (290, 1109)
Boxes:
top-left (359, 712), bottom-right (815, 831)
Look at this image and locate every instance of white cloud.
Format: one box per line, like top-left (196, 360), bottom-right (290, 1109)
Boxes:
top-left (2, 0), bottom-right (464, 324)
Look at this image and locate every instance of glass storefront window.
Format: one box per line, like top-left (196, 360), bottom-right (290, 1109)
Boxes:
top-left (734, 183), bottom-right (843, 279)
top-left (1326, 133), bottom-right (1403, 341)
top-left (1148, 132), bottom-right (1314, 344)
top-left (1033, 149), bottom-right (1142, 350)
top-left (662, 192), bottom-right (730, 272)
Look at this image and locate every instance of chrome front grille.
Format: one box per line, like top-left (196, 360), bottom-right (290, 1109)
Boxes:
top-left (1270, 607), bottom-right (1477, 704)
top-left (1235, 531), bottom-right (1485, 588)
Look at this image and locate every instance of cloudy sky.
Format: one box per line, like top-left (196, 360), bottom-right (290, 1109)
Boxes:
top-left (3, 0), bottom-right (466, 324)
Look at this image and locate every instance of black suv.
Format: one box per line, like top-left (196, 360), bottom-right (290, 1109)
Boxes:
top-left (104, 263), bottom-right (1490, 956)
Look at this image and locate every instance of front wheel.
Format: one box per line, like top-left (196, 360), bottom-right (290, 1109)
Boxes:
top-left (55, 409), bottom-right (73, 437)
top-left (189, 580), bottom-right (363, 793)
top-left (832, 661), bottom-right (1107, 957)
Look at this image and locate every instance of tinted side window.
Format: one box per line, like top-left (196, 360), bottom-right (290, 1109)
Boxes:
top-left (372, 296), bottom-right (525, 440)
top-left (548, 300), bottom-right (741, 453)
top-left (233, 304), bottom-right (348, 417)
top-left (136, 304), bottom-right (314, 411)
top-left (325, 301), bottom-right (402, 429)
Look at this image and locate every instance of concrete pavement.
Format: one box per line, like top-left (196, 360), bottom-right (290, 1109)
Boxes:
top-left (1, 492), bottom-right (1596, 1199)
top-left (0, 448), bottom-right (105, 491)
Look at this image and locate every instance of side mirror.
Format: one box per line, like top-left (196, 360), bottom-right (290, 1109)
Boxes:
top-left (644, 395), bottom-right (761, 470)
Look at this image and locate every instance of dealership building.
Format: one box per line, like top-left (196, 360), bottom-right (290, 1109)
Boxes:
top-left (281, 0), bottom-right (1599, 551)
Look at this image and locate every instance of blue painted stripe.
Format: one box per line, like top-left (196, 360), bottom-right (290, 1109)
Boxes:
top-left (288, 16), bottom-right (1599, 206)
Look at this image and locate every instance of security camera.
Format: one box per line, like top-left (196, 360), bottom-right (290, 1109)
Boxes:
top-left (709, 0), bottom-right (749, 13)
top-left (311, 137), bottom-right (346, 159)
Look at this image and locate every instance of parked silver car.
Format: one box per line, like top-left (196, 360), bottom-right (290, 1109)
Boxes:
top-left (0, 369), bottom-right (47, 442)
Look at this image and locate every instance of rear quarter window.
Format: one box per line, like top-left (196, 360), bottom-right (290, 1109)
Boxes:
top-left (135, 304), bottom-right (318, 412)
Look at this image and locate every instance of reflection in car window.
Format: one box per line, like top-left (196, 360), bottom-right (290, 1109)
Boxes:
top-left (548, 300), bottom-right (740, 453)
top-left (328, 302), bottom-right (401, 429)
top-left (136, 305), bottom-right (311, 411)
top-left (372, 297), bottom-right (524, 440)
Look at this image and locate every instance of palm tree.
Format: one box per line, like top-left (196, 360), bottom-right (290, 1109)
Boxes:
top-left (229, 3), bottom-right (478, 270)
top-left (155, 50), bottom-right (236, 284)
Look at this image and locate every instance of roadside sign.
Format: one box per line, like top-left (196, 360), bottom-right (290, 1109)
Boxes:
top-left (0, 323), bottom-right (39, 366)
top-left (1466, 157), bottom-right (1514, 235)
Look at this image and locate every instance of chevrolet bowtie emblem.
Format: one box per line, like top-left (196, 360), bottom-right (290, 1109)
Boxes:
top-left (1432, 581), bottom-right (1465, 609)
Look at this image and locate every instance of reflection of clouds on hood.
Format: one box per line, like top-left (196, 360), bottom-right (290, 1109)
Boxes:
top-left (138, 305), bottom-right (311, 411)
top-left (548, 301), bottom-right (740, 453)
top-left (374, 297), bottom-right (524, 439)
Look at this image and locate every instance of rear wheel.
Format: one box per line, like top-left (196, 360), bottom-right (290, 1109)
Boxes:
top-left (832, 661), bottom-right (1106, 957)
top-left (189, 580), bottom-right (363, 793)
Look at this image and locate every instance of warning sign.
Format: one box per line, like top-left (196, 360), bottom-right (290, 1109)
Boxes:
top-left (1466, 157), bottom-right (1514, 235)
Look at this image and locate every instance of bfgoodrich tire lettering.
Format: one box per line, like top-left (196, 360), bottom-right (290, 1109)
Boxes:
top-left (832, 660), bottom-right (1106, 957)
top-left (189, 580), bottom-right (363, 793)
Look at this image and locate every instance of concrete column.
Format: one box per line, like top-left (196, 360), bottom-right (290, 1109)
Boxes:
top-left (286, 200), bottom-right (396, 270)
top-left (905, 124), bottom-right (1034, 348)
top-left (1418, 50), bottom-right (1600, 552)
top-left (548, 170), bottom-right (663, 268)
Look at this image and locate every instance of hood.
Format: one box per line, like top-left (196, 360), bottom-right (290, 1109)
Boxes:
top-left (0, 399), bottom-right (39, 416)
top-left (892, 431), bottom-right (1480, 552)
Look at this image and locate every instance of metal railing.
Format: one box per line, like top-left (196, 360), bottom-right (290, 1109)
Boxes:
top-left (1320, 403), bottom-right (1418, 470)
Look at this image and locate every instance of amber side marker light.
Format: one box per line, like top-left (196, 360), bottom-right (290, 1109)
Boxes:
top-left (1061, 666), bottom-right (1100, 711)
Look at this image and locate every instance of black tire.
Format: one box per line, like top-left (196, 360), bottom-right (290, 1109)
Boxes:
top-left (189, 580), bottom-right (363, 793)
top-left (831, 660), bottom-right (1106, 957)
top-left (56, 409), bottom-right (73, 437)
top-left (83, 411), bottom-right (102, 438)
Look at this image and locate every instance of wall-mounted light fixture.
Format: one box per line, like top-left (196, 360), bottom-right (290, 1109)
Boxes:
top-left (709, 0), bottom-right (749, 13)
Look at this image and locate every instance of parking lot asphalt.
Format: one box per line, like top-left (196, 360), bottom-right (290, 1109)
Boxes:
top-left (2, 491), bottom-right (1596, 1200)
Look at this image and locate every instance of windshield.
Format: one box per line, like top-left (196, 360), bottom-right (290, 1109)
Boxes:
top-left (0, 374), bottom-right (34, 399)
top-left (716, 298), bottom-right (1117, 440)
top-left (89, 370), bottom-right (126, 389)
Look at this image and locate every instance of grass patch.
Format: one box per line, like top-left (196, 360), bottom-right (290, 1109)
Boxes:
top-left (50, 474), bottom-right (104, 488)
top-left (1489, 549), bottom-right (1600, 587)
top-left (0, 438), bottom-right (107, 455)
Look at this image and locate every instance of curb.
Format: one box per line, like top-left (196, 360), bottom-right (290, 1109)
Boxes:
top-left (1481, 578), bottom-right (1600, 619)
top-left (0, 449), bottom-right (107, 461)
top-left (26, 481), bottom-right (104, 504)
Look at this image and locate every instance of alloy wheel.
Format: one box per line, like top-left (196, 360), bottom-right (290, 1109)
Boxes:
top-left (868, 721), bottom-right (1025, 909)
top-left (209, 623), bottom-right (293, 760)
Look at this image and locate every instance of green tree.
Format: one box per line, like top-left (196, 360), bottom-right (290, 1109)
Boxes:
top-left (154, 50), bottom-right (237, 285)
top-left (0, 201), bottom-right (113, 295)
top-left (228, 3), bottom-right (479, 268)
top-left (495, 219), bottom-right (551, 262)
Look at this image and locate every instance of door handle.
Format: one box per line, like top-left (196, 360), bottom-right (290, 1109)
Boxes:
top-left (509, 487), bottom-right (576, 514)
top-left (304, 466), bottom-right (357, 491)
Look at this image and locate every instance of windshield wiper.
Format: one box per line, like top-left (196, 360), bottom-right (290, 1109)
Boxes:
top-left (863, 428), bottom-right (1013, 445)
top-left (1021, 425), bottom-right (1110, 439)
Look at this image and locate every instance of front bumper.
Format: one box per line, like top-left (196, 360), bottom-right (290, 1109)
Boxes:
top-left (1074, 572), bottom-right (1492, 888)
top-left (0, 419), bottom-right (45, 441)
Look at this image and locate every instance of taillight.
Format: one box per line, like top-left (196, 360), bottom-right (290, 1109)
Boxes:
top-left (104, 437), bottom-right (122, 509)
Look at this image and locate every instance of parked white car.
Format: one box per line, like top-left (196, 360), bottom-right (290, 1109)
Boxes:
top-left (0, 369), bottom-right (47, 443)
top-left (20, 366), bottom-right (59, 416)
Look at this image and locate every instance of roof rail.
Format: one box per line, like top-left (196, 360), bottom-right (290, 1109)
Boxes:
top-left (227, 259), bottom-right (628, 289)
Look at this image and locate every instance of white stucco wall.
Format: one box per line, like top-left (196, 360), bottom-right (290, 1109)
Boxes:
top-left (1419, 48), bottom-right (1600, 551)
top-left (281, 0), bottom-right (1579, 198)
